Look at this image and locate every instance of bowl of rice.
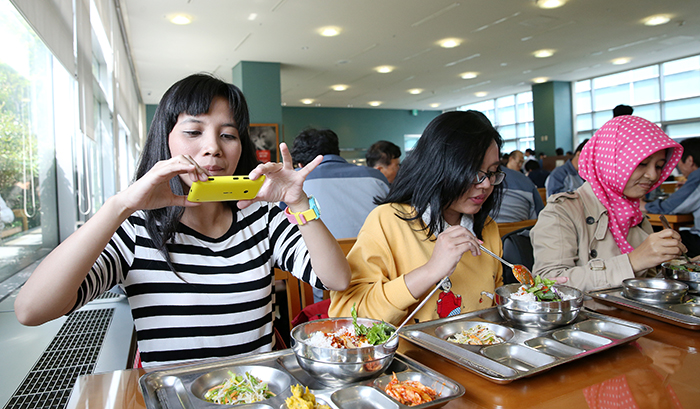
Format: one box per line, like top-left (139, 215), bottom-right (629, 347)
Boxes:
top-left (492, 283), bottom-right (584, 330)
top-left (290, 317), bottom-right (398, 386)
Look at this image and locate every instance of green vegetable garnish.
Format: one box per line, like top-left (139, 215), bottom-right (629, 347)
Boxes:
top-left (525, 275), bottom-right (562, 302)
top-left (351, 303), bottom-right (394, 345)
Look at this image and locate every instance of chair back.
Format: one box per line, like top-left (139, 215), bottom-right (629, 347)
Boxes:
top-left (497, 219), bottom-right (537, 237)
top-left (501, 226), bottom-right (535, 284)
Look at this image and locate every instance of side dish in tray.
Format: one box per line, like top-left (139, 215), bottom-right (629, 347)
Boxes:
top-left (447, 323), bottom-right (505, 345)
top-left (384, 373), bottom-right (438, 406)
top-left (203, 371), bottom-right (275, 405)
top-left (285, 384), bottom-right (330, 409)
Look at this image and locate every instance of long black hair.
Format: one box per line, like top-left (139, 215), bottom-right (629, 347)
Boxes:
top-left (378, 110), bottom-right (503, 240)
top-left (133, 73), bottom-right (258, 272)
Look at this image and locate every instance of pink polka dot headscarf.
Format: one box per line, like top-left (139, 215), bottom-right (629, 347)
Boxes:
top-left (578, 116), bottom-right (682, 254)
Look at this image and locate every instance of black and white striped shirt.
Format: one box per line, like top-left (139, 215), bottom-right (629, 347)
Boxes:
top-left (72, 202), bottom-right (322, 367)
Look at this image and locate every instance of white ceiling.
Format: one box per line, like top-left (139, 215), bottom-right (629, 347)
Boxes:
top-left (121, 0), bottom-right (700, 111)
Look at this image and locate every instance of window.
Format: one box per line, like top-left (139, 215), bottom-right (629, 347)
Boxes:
top-left (457, 91), bottom-right (534, 154)
top-left (574, 55), bottom-right (700, 143)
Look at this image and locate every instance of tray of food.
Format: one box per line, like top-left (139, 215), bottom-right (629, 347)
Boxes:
top-left (587, 283), bottom-right (700, 331)
top-left (399, 281), bottom-right (652, 384)
top-left (140, 316), bottom-right (465, 409)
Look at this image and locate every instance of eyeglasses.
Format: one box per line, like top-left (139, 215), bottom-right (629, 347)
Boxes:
top-left (474, 170), bottom-right (506, 185)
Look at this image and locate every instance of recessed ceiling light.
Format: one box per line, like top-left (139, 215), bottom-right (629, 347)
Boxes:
top-left (368, 101), bottom-right (382, 107)
top-left (644, 15), bottom-right (670, 26)
top-left (475, 92), bottom-right (488, 97)
top-left (301, 99), bottom-right (314, 105)
top-left (430, 103), bottom-right (441, 108)
top-left (533, 49), bottom-right (555, 58)
top-left (408, 88), bottom-right (423, 95)
top-left (612, 57), bottom-right (631, 65)
top-left (533, 77), bottom-right (549, 83)
top-left (319, 26), bottom-right (341, 37)
top-left (375, 66), bottom-right (394, 74)
top-left (331, 84), bottom-right (348, 91)
top-left (170, 14), bottom-right (192, 25)
top-left (460, 72), bottom-right (478, 79)
top-left (438, 38), bottom-right (462, 48)
top-left (536, 0), bottom-right (565, 9)
top-left (248, 13), bottom-right (257, 21)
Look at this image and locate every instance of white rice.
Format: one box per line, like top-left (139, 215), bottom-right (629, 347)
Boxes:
top-left (304, 327), bottom-right (371, 348)
top-left (509, 285), bottom-right (575, 302)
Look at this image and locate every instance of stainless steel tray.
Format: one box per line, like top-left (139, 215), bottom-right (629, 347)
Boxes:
top-left (399, 307), bottom-right (651, 384)
top-left (139, 349), bottom-right (465, 409)
top-left (587, 286), bottom-right (700, 330)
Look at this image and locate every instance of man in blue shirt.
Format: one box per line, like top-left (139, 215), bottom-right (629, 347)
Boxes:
top-left (545, 139), bottom-right (588, 197)
top-left (644, 137), bottom-right (700, 257)
top-left (492, 167), bottom-right (544, 223)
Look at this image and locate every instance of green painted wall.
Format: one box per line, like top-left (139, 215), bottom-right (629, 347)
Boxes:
top-left (281, 107), bottom-right (440, 158)
top-left (232, 61), bottom-right (282, 125)
top-left (532, 81), bottom-right (573, 156)
top-left (146, 104), bottom-right (157, 137)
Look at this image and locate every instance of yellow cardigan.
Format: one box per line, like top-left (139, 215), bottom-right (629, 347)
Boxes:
top-left (329, 203), bottom-right (503, 326)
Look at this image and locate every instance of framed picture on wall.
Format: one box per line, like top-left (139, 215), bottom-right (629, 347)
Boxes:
top-left (250, 123), bottom-right (279, 163)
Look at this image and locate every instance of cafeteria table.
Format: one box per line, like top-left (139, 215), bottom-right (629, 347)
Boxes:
top-left (66, 302), bottom-right (700, 409)
top-left (646, 213), bottom-right (694, 231)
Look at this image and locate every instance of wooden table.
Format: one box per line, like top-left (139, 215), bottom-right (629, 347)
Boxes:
top-left (646, 213), bottom-right (694, 230)
top-left (66, 304), bottom-right (700, 409)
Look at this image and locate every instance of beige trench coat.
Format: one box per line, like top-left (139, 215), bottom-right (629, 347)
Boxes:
top-left (531, 182), bottom-right (655, 293)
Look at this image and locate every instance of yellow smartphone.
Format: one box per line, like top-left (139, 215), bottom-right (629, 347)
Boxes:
top-left (187, 175), bottom-right (265, 202)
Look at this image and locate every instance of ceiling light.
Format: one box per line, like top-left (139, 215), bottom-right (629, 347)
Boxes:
top-left (475, 92), bottom-right (488, 97)
top-left (408, 88), bottom-right (423, 95)
top-left (438, 38), bottom-right (462, 48)
top-left (460, 72), bottom-right (478, 79)
top-left (533, 49), bottom-right (555, 58)
top-left (368, 101), bottom-right (382, 107)
top-left (170, 14), bottom-right (192, 25)
top-left (533, 77), bottom-right (549, 83)
top-left (535, 0), bottom-right (565, 9)
top-left (331, 84), bottom-right (348, 91)
top-left (430, 103), bottom-right (441, 108)
top-left (644, 15), bottom-right (670, 26)
top-left (319, 26), bottom-right (341, 37)
top-left (612, 58), bottom-right (631, 65)
top-left (301, 99), bottom-right (314, 105)
top-left (375, 66), bottom-right (394, 74)
top-left (248, 13), bottom-right (257, 21)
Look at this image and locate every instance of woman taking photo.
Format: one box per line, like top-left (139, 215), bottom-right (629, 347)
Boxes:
top-left (531, 115), bottom-right (686, 292)
top-left (329, 110), bottom-right (505, 326)
top-left (15, 73), bottom-right (350, 367)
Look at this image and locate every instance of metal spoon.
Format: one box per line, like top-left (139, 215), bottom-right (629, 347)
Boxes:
top-left (384, 276), bottom-right (449, 344)
top-left (658, 214), bottom-right (692, 263)
top-left (479, 244), bottom-right (535, 286)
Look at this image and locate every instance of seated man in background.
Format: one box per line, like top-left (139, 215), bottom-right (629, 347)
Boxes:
top-left (291, 128), bottom-right (390, 302)
top-left (507, 150), bottom-right (525, 172)
top-left (525, 159), bottom-right (549, 189)
top-left (545, 139), bottom-right (589, 197)
top-left (365, 140), bottom-right (401, 184)
top-left (492, 166), bottom-right (544, 223)
top-left (644, 137), bottom-right (700, 257)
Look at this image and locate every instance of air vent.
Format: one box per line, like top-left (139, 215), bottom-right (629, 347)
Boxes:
top-left (3, 308), bottom-right (114, 409)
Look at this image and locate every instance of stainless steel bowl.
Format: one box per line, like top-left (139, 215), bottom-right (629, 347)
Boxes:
top-left (622, 278), bottom-right (688, 304)
top-left (290, 317), bottom-right (398, 387)
top-left (661, 261), bottom-right (700, 294)
top-left (493, 283), bottom-right (584, 330)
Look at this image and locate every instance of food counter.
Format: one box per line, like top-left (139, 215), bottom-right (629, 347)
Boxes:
top-left (66, 302), bottom-right (700, 409)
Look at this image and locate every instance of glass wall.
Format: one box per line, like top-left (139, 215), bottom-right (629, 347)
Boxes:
top-left (574, 55), bottom-right (700, 143)
top-left (457, 91), bottom-right (534, 154)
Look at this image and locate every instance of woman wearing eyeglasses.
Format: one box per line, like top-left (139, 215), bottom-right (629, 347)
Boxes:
top-left (329, 111), bottom-right (506, 325)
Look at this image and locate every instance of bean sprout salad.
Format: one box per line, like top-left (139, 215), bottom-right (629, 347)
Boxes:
top-left (448, 324), bottom-right (504, 345)
top-left (203, 371), bottom-right (275, 405)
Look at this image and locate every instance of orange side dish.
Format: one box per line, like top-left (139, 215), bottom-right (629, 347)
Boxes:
top-left (384, 373), bottom-right (438, 406)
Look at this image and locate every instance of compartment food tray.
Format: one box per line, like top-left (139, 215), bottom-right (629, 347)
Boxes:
top-left (399, 307), bottom-right (651, 384)
top-left (587, 286), bottom-right (700, 330)
top-left (139, 349), bottom-right (465, 409)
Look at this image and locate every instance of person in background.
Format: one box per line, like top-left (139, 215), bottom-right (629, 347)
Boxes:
top-left (506, 150), bottom-right (524, 172)
top-left (545, 139), bottom-right (589, 197)
top-left (522, 148), bottom-right (537, 171)
top-left (538, 152), bottom-right (546, 167)
top-left (531, 116), bottom-right (685, 293)
top-left (525, 160), bottom-right (550, 189)
top-left (613, 104), bottom-right (634, 117)
top-left (14, 74), bottom-right (351, 368)
top-left (555, 147), bottom-right (565, 156)
top-left (0, 194), bottom-right (14, 234)
top-left (492, 164), bottom-right (544, 223)
top-left (500, 152), bottom-right (510, 167)
top-left (644, 137), bottom-right (700, 257)
top-left (365, 140), bottom-right (401, 184)
top-left (291, 128), bottom-right (389, 302)
top-left (329, 110), bottom-right (505, 326)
